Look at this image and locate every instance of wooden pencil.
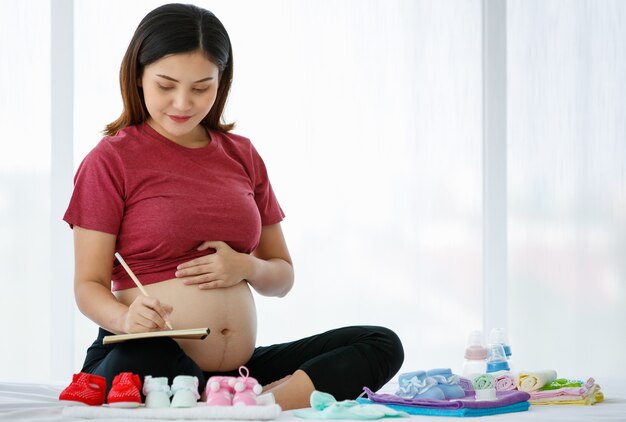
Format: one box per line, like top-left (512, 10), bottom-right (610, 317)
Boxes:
top-left (114, 252), bottom-right (174, 330)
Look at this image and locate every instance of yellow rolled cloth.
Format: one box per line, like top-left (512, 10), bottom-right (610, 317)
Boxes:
top-left (517, 370), bottom-right (557, 392)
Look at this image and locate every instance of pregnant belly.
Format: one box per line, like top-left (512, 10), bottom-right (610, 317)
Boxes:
top-left (113, 279), bottom-right (257, 371)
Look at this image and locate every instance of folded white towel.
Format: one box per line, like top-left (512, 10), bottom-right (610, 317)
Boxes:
top-left (517, 370), bottom-right (557, 392)
top-left (62, 403), bottom-right (282, 420)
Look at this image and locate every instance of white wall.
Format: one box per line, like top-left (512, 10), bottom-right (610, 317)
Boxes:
top-left (0, 0), bottom-right (624, 384)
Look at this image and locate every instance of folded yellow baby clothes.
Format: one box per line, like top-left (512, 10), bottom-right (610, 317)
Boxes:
top-left (517, 370), bottom-right (557, 392)
top-left (531, 395), bottom-right (594, 405)
top-left (596, 390), bottom-right (605, 403)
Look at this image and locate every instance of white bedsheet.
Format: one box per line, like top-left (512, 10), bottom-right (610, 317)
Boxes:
top-left (1, 379), bottom-right (625, 421)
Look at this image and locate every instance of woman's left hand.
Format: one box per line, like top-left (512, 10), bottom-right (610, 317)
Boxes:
top-left (175, 241), bottom-right (251, 289)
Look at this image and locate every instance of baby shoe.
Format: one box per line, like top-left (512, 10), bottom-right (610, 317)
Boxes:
top-left (205, 376), bottom-right (235, 406)
top-left (59, 372), bottom-right (106, 406)
top-left (170, 375), bottom-right (200, 408)
top-left (459, 376), bottom-right (474, 392)
top-left (142, 376), bottom-right (171, 408)
top-left (231, 366), bottom-right (263, 406)
top-left (396, 370), bottom-right (445, 400)
top-left (107, 372), bottom-right (142, 408)
top-left (256, 392), bottom-right (276, 406)
top-left (425, 368), bottom-right (465, 399)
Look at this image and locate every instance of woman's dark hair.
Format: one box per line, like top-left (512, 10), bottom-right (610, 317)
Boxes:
top-left (104, 3), bottom-right (234, 135)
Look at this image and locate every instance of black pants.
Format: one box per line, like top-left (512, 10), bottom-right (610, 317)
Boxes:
top-left (82, 325), bottom-right (404, 400)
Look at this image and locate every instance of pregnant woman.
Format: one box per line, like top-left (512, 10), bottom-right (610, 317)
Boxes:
top-left (64, 3), bottom-right (403, 410)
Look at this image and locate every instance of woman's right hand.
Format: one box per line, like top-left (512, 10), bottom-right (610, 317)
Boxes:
top-left (122, 295), bottom-right (173, 333)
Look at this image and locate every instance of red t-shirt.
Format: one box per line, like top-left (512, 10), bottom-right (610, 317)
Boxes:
top-left (63, 123), bottom-right (285, 291)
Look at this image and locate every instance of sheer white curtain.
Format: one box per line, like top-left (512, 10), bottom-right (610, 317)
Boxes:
top-left (508, 0), bottom-right (626, 378)
top-left (73, 0), bottom-right (483, 375)
top-left (0, 0), bottom-right (52, 382)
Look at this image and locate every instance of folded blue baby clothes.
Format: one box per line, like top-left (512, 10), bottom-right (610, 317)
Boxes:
top-left (426, 368), bottom-right (465, 399)
top-left (357, 398), bottom-right (530, 417)
top-left (396, 371), bottom-right (445, 400)
top-left (294, 391), bottom-right (408, 420)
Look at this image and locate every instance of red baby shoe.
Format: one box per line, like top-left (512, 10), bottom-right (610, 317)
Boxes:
top-left (59, 372), bottom-right (106, 406)
top-left (107, 372), bottom-right (142, 408)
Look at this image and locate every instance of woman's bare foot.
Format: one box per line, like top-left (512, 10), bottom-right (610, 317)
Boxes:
top-left (265, 370), bottom-right (314, 410)
top-left (262, 374), bottom-right (292, 392)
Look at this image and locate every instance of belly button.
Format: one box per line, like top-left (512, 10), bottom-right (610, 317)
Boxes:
top-left (221, 328), bottom-right (230, 336)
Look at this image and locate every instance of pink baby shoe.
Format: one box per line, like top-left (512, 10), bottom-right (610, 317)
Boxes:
top-left (231, 366), bottom-right (263, 406)
top-left (205, 376), bottom-right (235, 406)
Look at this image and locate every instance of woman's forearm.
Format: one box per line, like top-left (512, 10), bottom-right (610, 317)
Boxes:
top-left (74, 279), bottom-right (129, 334)
top-left (245, 255), bottom-right (294, 297)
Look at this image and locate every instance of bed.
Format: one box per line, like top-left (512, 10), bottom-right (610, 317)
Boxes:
top-left (1, 378), bottom-right (625, 421)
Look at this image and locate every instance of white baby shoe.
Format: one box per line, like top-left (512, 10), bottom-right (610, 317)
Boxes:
top-left (142, 376), bottom-right (171, 408)
top-left (171, 375), bottom-right (200, 408)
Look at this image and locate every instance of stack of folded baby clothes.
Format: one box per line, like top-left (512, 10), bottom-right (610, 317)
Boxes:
top-left (360, 369), bottom-right (531, 417)
top-left (525, 377), bottom-right (604, 405)
top-left (513, 370), bottom-right (604, 405)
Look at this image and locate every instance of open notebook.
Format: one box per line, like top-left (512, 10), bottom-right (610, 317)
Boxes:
top-left (103, 328), bottom-right (210, 344)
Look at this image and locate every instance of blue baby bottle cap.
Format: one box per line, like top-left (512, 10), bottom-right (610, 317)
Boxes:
top-left (487, 360), bottom-right (510, 372)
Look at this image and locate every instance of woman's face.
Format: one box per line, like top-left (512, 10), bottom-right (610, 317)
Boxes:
top-left (141, 51), bottom-right (219, 147)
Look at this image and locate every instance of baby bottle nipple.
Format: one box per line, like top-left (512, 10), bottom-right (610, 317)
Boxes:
top-left (489, 328), bottom-right (511, 358)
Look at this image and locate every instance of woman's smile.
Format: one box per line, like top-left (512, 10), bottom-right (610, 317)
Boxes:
top-left (169, 114), bottom-right (193, 123)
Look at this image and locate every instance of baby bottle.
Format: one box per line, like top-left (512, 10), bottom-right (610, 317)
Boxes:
top-left (486, 342), bottom-right (510, 373)
top-left (489, 328), bottom-right (513, 371)
top-left (462, 330), bottom-right (488, 378)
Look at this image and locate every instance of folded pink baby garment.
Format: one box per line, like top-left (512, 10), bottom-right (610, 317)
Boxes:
top-left (530, 385), bottom-right (604, 406)
top-left (529, 379), bottom-right (597, 400)
top-left (494, 373), bottom-right (516, 391)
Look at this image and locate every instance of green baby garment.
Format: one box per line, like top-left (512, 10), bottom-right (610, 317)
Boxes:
top-left (294, 391), bottom-right (408, 420)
